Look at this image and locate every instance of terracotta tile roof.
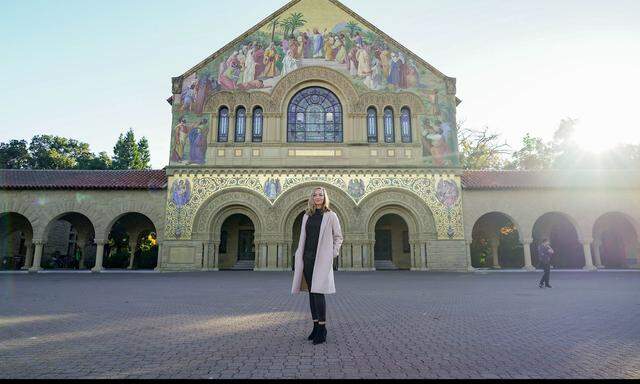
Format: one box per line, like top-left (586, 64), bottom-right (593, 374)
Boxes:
top-left (0, 169), bottom-right (167, 190)
top-left (1, 169), bottom-right (638, 191)
top-left (461, 170), bottom-right (640, 190)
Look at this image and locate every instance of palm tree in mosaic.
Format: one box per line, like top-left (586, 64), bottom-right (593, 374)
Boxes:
top-left (346, 21), bottom-right (362, 37)
top-left (270, 17), bottom-right (280, 42)
top-left (282, 12), bottom-right (307, 38)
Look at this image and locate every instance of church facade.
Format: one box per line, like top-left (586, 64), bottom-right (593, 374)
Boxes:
top-left (2, 0), bottom-right (640, 273)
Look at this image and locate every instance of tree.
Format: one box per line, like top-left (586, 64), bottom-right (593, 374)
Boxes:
top-left (283, 12), bottom-right (306, 38)
top-left (78, 151), bottom-right (112, 170)
top-left (112, 129), bottom-right (140, 170)
top-left (0, 140), bottom-right (30, 169)
top-left (270, 17), bottom-right (280, 41)
top-left (505, 133), bottom-right (554, 170)
top-left (111, 128), bottom-right (151, 170)
top-left (137, 137), bottom-right (151, 170)
top-left (457, 124), bottom-right (510, 170)
top-left (27, 135), bottom-right (94, 170)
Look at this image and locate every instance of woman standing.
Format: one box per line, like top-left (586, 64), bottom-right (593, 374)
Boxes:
top-left (291, 187), bottom-right (343, 345)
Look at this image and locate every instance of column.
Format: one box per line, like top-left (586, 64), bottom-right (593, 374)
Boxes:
top-left (466, 240), bottom-right (475, 271)
top-left (206, 241), bottom-right (220, 271)
top-left (91, 240), bottom-right (106, 273)
top-left (420, 242), bottom-right (428, 270)
top-left (366, 240), bottom-right (376, 270)
top-left (285, 241), bottom-right (293, 270)
top-left (522, 239), bottom-right (535, 271)
top-left (582, 239), bottom-right (597, 271)
top-left (277, 243), bottom-right (285, 271)
top-left (410, 241), bottom-right (428, 271)
top-left (154, 241), bottom-right (163, 271)
top-left (593, 239), bottom-right (604, 268)
top-left (127, 237), bottom-right (137, 270)
top-left (409, 242), bottom-right (417, 270)
top-left (352, 242), bottom-right (363, 270)
top-left (490, 238), bottom-right (501, 269)
top-left (29, 240), bottom-right (44, 272)
top-left (77, 240), bottom-right (86, 269)
top-left (201, 241), bottom-right (211, 271)
top-left (22, 242), bottom-right (34, 270)
top-left (261, 242), bottom-right (268, 269)
top-left (339, 242), bottom-right (352, 270)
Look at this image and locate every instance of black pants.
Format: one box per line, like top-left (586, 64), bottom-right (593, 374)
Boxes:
top-left (303, 254), bottom-right (326, 322)
top-left (539, 263), bottom-right (551, 286)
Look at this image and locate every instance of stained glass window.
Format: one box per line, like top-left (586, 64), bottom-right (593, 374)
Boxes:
top-left (235, 107), bottom-right (246, 142)
top-left (384, 107), bottom-right (395, 143)
top-left (252, 107), bottom-right (263, 142)
top-left (367, 107), bottom-right (378, 143)
top-left (218, 107), bottom-right (229, 142)
top-left (287, 87), bottom-right (343, 143)
top-left (401, 107), bottom-right (412, 143)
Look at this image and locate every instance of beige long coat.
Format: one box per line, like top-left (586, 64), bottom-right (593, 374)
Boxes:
top-left (291, 211), bottom-right (344, 295)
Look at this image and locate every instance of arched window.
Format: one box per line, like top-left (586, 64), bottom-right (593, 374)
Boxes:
top-left (383, 107), bottom-right (395, 143)
top-left (235, 107), bottom-right (246, 142)
top-left (287, 87), bottom-right (343, 143)
top-left (252, 107), bottom-right (263, 142)
top-left (217, 107), bottom-right (229, 142)
top-left (367, 107), bottom-right (378, 143)
top-left (400, 107), bottom-right (412, 143)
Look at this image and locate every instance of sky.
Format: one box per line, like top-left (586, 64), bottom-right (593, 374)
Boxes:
top-left (1, 0), bottom-right (639, 169)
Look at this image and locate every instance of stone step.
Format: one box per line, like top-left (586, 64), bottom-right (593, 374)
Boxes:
top-left (230, 260), bottom-right (255, 270)
top-left (375, 260), bottom-right (399, 270)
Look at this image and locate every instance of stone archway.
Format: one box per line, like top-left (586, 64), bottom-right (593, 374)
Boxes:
top-left (532, 212), bottom-right (590, 269)
top-left (41, 212), bottom-right (96, 270)
top-left (105, 213), bottom-right (158, 270)
top-left (0, 212), bottom-right (33, 270)
top-left (373, 214), bottom-right (411, 270)
top-left (360, 188), bottom-right (436, 271)
top-left (471, 212), bottom-right (524, 269)
top-left (276, 183), bottom-right (354, 271)
top-left (593, 212), bottom-right (640, 269)
top-left (192, 189), bottom-right (270, 271)
top-left (218, 213), bottom-right (257, 270)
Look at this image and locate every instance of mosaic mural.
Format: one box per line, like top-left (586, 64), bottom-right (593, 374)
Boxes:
top-left (164, 170), bottom-right (464, 241)
top-left (170, 0), bottom-right (459, 167)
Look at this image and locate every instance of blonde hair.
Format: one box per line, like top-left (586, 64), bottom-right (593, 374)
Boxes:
top-left (306, 187), bottom-right (331, 215)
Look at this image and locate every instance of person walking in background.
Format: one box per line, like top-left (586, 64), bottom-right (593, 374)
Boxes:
top-left (538, 239), bottom-right (554, 288)
top-left (291, 187), bottom-right (343, 345)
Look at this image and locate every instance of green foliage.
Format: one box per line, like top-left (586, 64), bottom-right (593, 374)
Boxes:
top-left (0, 139), bottom-right (30, 169)
top-left (346, 21), bottom-right (362, 37)
top-left (505, 133), bottom-right (554, 170)
top-left (112, 128), bottom-right (150, 170)
top-left (27, 135), bottom-right (94, 170)
top-left (457, 125), bottom-right (510, 170)
top-left (280, 12), bottom-right (307, 38)
top-left (137, 137), bottom-right (151, 170)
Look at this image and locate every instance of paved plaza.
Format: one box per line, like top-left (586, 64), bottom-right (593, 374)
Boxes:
top-left (1, 271), bottom-right (639, 379)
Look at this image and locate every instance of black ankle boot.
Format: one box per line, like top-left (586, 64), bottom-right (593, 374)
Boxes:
top-left (313, 324), bottom-right (327, 345)
top-left (307, 322), bottom-right (319, 340)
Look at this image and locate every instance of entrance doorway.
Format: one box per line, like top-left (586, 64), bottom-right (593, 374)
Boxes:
top-left (237, 230), bottom-right (255, 261)
top-left (374, 230), bottom-right (392, 261)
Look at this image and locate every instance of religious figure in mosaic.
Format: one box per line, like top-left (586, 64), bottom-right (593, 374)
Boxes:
top-left (264, 178), bottom-right (282, 200)
top-left (436, 179), bottom-right (459, 209)
top-left (348, 178), bottom-right (365, 200)
top-left (171, 179), bottom-right (192, 208)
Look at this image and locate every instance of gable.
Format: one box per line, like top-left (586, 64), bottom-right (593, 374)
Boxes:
top-left (170, 0), bottom-right (460, 168)
top-left (173, 0), bottom-right (456, 98)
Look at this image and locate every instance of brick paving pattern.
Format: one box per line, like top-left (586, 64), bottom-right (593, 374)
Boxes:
top-left (1, 271), bottom-right (639, 379)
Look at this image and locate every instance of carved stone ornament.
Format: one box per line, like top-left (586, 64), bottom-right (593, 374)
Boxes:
top-left (164, 169), bottom-right (464, 241)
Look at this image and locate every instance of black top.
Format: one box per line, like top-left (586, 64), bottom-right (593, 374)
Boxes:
top-left (303, 209), bottom-right (324, 259)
